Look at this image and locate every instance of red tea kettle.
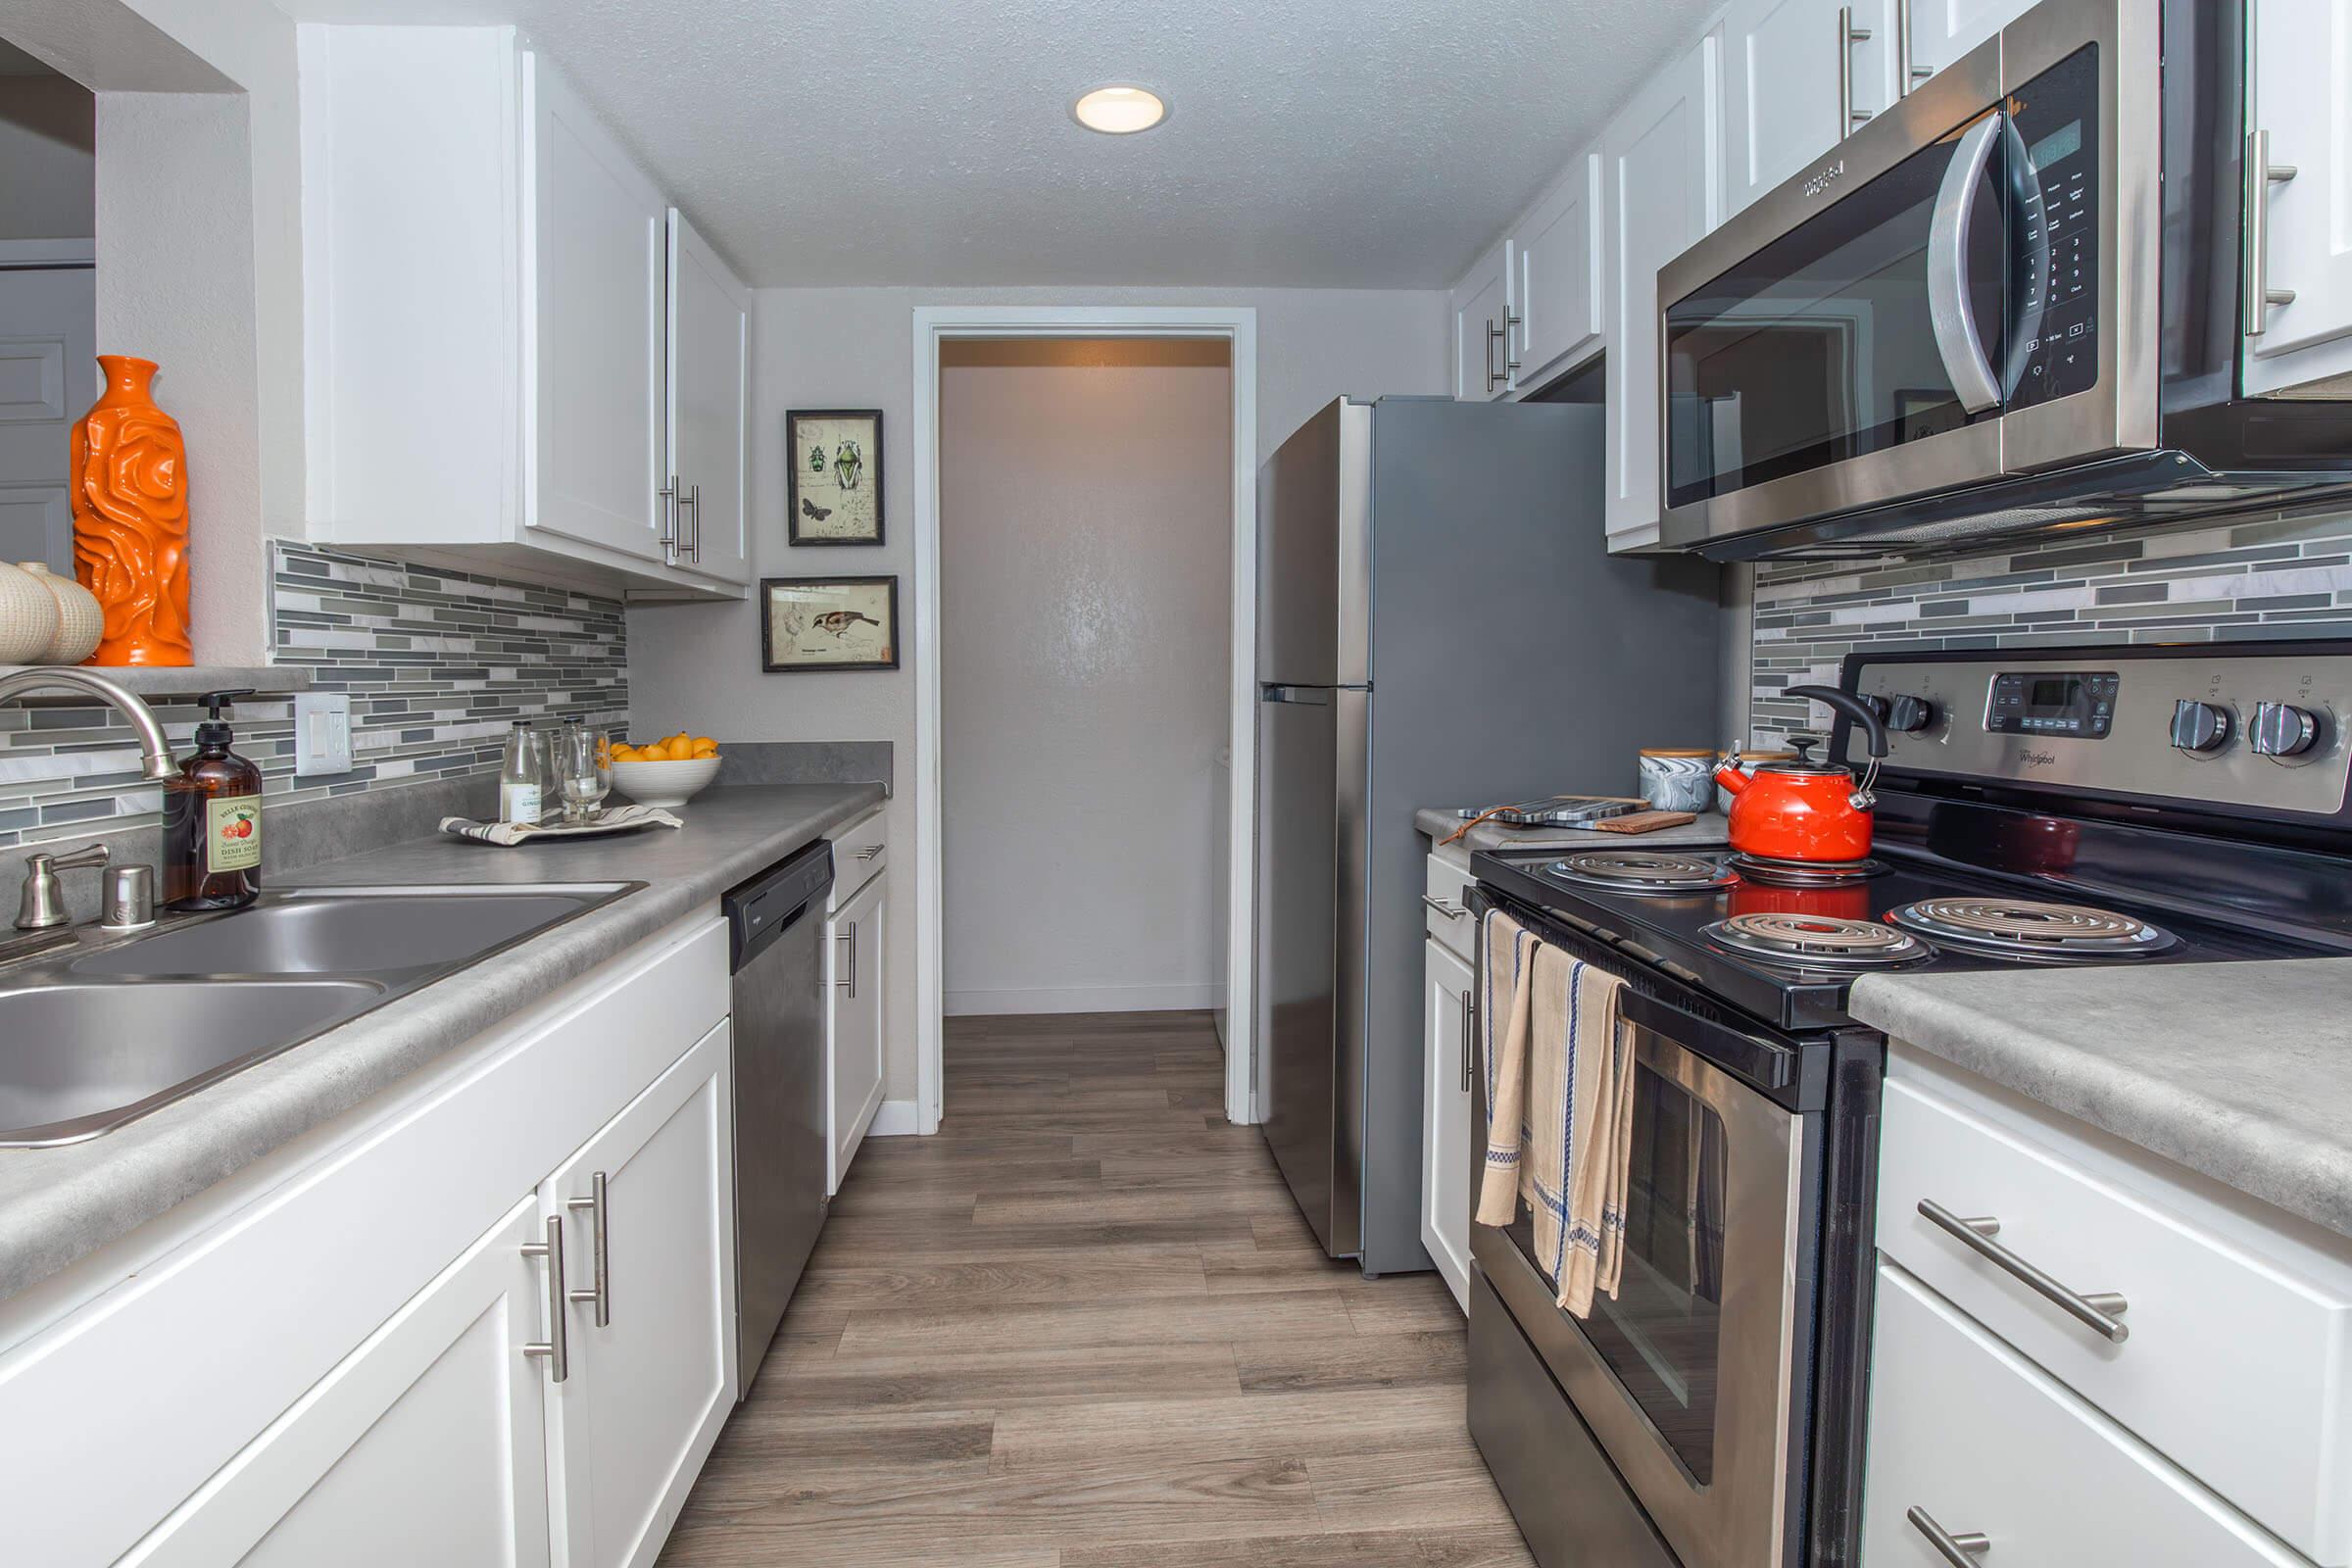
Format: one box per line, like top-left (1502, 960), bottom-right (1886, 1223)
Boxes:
top-left (1715, 686), bottom-right (1890, 862)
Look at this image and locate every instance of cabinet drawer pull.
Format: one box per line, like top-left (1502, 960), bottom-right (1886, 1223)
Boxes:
top-left (520, 1213), bottom-right (569, 1382)
top-left (659, 475), bottom-right (680, 563)
top-left (1917, 1198), bottom-right (2130, 1343)
top-left (835, 921), bottom-right (858, 997)
top-left (854, 843), bottom-right (883, 860)
top-left (1459, 989), bottom-right (1476, 1094)
top-left (2244, 127), bottom-right (2300, 334)
top-left (1906, 1506), bottom-right (1990, 1565)
top-left (1421, 893), bottom-right (1467, 921)
top-left (1838, 6), bottom-right (1875, 128)
top-left (1483, 318), bottom-right (1504, 392)
top-left (565, 1170), bottom-right (611, 1327)
top-left (684, 482), bottom-right (703, 564)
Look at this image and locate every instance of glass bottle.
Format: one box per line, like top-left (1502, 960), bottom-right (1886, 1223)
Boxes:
top-left (499, 721), bottom-right (544, 826)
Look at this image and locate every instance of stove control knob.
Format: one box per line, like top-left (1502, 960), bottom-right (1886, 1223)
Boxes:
top-left (1885, 694), bottom-right (1934, 734)
top-left (2251, 701), bottom-right (2324, 758)
top-left (2170, 699), bottom-right (2234, 754)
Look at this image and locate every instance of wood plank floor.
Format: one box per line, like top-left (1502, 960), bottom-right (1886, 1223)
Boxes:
top-left (660, 1010), bottom-right (1536, 1566)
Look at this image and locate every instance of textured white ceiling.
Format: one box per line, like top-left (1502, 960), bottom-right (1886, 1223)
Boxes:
top-left (271, 0), bottom-right (1719, 288)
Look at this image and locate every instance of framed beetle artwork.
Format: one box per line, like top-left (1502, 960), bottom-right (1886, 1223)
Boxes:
top-left (760, 575), bottom-right (900, 672)
top-left (786, 409), bottom-right (884, 545)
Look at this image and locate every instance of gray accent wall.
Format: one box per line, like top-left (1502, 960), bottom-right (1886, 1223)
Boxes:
top-left (1747, 513), bottom-right (2352, 743)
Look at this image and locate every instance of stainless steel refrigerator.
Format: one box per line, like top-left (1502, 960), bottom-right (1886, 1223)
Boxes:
top-left (1253, 395), bottom-right (1722, 1274)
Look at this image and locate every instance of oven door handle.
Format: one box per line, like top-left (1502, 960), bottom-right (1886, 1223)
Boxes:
top-left (1617, 988), bottom-right (1798, 1092)
top-left (1927, 111), bottom-right (2006, 416)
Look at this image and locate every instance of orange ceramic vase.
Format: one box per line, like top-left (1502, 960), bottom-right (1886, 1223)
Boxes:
top-left (72, 355), bottom-right (192, 666)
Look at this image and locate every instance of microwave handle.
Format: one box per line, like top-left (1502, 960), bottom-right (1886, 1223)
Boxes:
top-left (1927, 111), bottom-right (2006, 416)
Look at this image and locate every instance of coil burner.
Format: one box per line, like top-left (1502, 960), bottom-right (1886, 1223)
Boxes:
top-left (1703, 912), bottom-right (1933, 969)
top-left (1886, 898), bottom-right (2177, 960)
top-left (1544, 850), bottom-right (1739, 895)
top-left (1727, 852), bottom-right (1887, 889)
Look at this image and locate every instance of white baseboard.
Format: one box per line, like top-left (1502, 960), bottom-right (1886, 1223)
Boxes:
top-left (868, 1099), bottom-right (923, 1137)
top-left (944, 982), bottom-right (1227, 1017)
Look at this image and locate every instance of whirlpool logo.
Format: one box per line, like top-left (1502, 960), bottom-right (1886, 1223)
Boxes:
top-left (2019, 750), bottom-right (2059, 768)
top-left (1803, 159), bottom-right (1846, 197)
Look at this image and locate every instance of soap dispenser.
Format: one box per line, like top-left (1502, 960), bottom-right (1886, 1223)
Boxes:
top-left (165, 687), bottom-right (264, 911)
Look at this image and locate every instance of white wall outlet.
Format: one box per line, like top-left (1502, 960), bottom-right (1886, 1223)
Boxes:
top-left (293, 692), bottom-right (354, 777)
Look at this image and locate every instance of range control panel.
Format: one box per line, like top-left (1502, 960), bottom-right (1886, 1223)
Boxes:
top-left (1838, 647), bottom-right (2352, 818)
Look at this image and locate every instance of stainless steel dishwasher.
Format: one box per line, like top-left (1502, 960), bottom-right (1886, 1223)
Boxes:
top-left (722, 839), bottom-right (832, 1396)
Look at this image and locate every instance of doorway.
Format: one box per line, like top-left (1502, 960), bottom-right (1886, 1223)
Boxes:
top-left (910, 306), bottom-right (1260, 1133)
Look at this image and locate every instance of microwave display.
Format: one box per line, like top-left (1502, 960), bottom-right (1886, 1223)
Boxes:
top-left (2006, 46), bottom-right (2103, 413)
top-left (1985, 669), bottom-right (2118, 737)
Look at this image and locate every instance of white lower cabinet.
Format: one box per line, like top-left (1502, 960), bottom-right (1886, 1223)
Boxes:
top-left (827, 863), bottom-right (888, 1193)
top-left (1421, 937), bottom-right (1474, 1312)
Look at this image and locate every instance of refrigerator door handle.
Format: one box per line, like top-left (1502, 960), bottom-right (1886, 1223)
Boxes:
top-left (1262, 685), bottom-right (1334, 705)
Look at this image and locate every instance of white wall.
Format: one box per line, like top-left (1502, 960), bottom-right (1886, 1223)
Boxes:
top-left (939, 338), bottom-right (1233, 1017)
top-left (627, 285), bottom-right (1449, 1101)
top-left (0, 71), bottom-right (92, 241)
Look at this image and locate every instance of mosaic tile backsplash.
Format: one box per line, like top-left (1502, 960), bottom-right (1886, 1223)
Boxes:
top-left (1748, 512), bottom-right (2352, 745)
top-left (0, 545), bottom-right (628, 848)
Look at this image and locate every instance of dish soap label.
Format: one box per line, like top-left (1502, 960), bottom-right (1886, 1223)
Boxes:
top-left (207, 797), bottom-right (262, 873)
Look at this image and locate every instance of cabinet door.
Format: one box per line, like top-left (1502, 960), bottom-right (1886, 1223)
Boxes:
top-left (1450, 239), bottom-right (1514, 401)
top-left (2243, 0), bottom-right (2352, 392)
top-left (665, 209), bottom-right (753, 584)
top-left (828, 870), bottom-right (888, 1193)
top-left (525, 50), bottom-right (669, 565)
top-left (543, 1021), bottom-right (737, 1568)
top-left (1606, 34), bottom-right (1721, 549)
top-left (120, 1198), bottom-right (554, 1568)
top-left (1420, 939), bottom-right (1474, 1314)
top-left (1724, 0), bottom-right (1891, 215)
top-left (1903, 0), bottom-right (2035, 83)
top-left (1513, 153), bottom-right (1604, 386)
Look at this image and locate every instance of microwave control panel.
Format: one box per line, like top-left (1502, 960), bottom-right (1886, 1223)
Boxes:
top-left (2004, 44), bottom-right (2102, 413)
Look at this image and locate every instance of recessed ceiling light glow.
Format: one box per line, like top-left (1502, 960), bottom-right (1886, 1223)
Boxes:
top-left (1071, 85), bottom-right (1168, 135)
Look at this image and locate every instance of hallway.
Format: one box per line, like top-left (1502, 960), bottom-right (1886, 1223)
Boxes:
top-left (659, 1012), bottom-right (1536, 1565)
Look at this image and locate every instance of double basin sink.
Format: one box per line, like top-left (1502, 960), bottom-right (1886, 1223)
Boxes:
top-left (0, 884), bottom-right (631, 1148)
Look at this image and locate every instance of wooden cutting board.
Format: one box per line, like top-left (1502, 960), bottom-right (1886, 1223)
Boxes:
top-left (1593, 809), bottom-right (1698, 835)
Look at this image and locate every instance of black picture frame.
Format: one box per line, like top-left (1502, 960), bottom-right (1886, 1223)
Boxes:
top-left (786, 409), bottom-right (885, 546)
top-left (760, 574), bottom-right (901, 673)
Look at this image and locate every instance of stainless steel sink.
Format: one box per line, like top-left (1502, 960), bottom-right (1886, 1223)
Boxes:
top-left (74, 892), bottom-right (601, 977)
top-left (0, 882), bottom-right (633, 1148)
top-left (0, 981), bottom-right (382, 1148)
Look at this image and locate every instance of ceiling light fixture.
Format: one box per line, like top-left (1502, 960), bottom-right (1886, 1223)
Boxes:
top-left (1071, 84), bottom-right (1168, 135)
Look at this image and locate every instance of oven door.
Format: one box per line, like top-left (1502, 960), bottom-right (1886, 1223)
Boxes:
top-left (1655, 0), bottom-right (2154, 554)
top-left (1470, 939), bottom-right (1807, 1568)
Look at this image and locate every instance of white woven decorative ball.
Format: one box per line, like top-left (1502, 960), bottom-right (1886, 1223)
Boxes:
top-left (19, 564), bottom-right (103, 663)
top-left (0, 562), bottom-right (61, 664)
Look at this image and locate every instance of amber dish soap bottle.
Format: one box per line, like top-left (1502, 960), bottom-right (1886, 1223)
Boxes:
top-left (165, 687), bottom-right (264, 911)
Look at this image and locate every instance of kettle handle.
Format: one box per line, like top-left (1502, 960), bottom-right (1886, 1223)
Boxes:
top-left (1787, 685), bottom-right (1889, 760)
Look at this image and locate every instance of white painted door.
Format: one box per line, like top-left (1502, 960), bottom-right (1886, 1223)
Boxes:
top-left (119, 1197), bottom-right (555, 1568)
top-left (0, 263), bottom-right (94, 572)
top-left (664, 209), bottom-right (752, 585)
top-left (1724, 0), bottom-right (1894, 214)
top-left (828, 870), bottom-right (888, 1192)
top-left (1512, 153), bottom-right (1604, 387)
top-left (543, 1021), bottom-right (737, 1568)
top-left (2243, 0), bottom-right (2352, 392)
top-left (525, 50), bottom-right (669, 566)
top-left (1421, 938), bottom-right (1474, 1313)
top-left (1450, 239), bottom-right (1513, 401)
top-left (1902, 0), bottom-right (2036, 83)
top-left (1606, 34), bottom-right (1721, 549)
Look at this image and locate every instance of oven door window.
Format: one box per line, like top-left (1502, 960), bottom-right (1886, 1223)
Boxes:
top-left (1503, 1053), bottom-right (1731, 1483)
top-left (1663, 117), bottom-right (2022, 510)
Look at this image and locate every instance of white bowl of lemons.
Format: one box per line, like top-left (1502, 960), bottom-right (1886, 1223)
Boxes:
top-left (608, 732), bottom-right (721, 808)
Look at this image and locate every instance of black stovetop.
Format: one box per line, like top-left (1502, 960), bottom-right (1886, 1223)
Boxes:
top-left (1471, 810), bottom-right (2351, 1035)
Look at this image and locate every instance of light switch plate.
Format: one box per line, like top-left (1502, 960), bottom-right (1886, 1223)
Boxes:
top-left (293, 692), bottom-right (353, 777)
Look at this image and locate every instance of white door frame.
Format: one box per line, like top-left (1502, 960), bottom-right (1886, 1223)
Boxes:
top-left (910, 304), bottom-right (1260, 1133)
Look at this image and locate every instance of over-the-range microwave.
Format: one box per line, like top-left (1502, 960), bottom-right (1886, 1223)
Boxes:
top-left (1656, 0), bottom-right (2352, 562)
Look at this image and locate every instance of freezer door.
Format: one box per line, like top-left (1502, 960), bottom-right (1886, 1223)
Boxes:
top-left (1256, 397), bottom-right (1372, 687)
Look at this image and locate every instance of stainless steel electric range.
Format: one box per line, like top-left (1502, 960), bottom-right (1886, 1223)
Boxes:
top-left (1464, 639), bottom-right (2352, 1568)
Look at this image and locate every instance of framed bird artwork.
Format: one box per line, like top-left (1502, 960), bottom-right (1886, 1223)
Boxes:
top-left (786, 409), bottom-right (884, 545)
top-left (761, 575), bottom-right (900, 672)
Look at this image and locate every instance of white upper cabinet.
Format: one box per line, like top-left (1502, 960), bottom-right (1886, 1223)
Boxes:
top-left (1510, 151), bottom-right (1604, 388)
top-left (297, 25), bottom-right (748, 598)
top-left (1724, 0), bottom-right (1897, 215)
top-left (2242, 0), bottom-right (2352, 394)
top-left (1450, 238), bottom-right (1515, 401)
top-left (1902, 0), bottom-right (2038, 83)
top-left (1605, 31), bottom-right (1722, 550)
top-left (665, 210), bottom-right (754, 585)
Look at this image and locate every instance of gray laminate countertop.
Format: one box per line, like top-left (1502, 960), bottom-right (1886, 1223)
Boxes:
top-left (1415, 805), bottom-right (1732, 866)
top-left (1850, 959), bottom-right (2352, 1242)
top-left (0, 783), bottom-right (885, 1302)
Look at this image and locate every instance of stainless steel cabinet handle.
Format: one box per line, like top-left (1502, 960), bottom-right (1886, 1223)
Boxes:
top-left (1501, 311), bottom-right (1523, 374)
top-left (1459, 989), bottom-right (1476, 1094)
top-left (1896, 1), bottom-right (1930, 96)
top-left (1926, 113), bottom-right (2005, 415)
top-left (855, 843), bottom-right (883, 860)
top-left (1420, 893), bottom-right (1467, 921)
top-left (1917, 1198), bottom-right (2130, 1343)
top-left (1906, 1506), bottom-right (1990, 1564)
top-left (2244, 128), bottom-right (2300, 334)
top-left (521, 1213), bottom-right (569, 1382)
top-left (1483, 318), bottom-right (1504, 391)
top-left (565, 1171), bottom-right (611, 1328)
top-left (1838, 7), bottom-right (1875, 128)
top-left (684, 482), bottom-right (704, 564)
top-left (835, 921), bottom-right (858, 997)
top-left (659, 475), bottom-right (680, 564)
